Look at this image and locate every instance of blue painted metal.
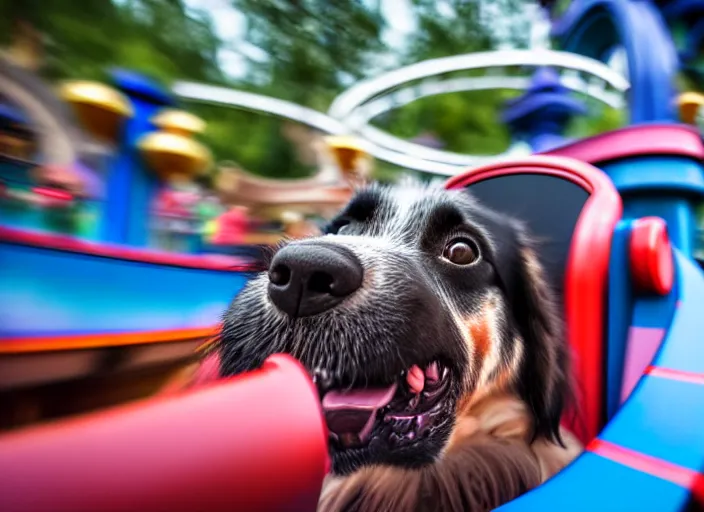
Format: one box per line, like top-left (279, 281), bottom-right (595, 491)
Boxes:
top-left (657, 0), bottom-right (704, 18)
top-left (606, 218), bottom-right (679, 421)
top-left (652, 253), bottom-right (704, 375)
top-left (551, 0), bottom-right (679, 123)
top-left (496, 452), bottom-right (692, 511)
top-left (101, 70), bottom-right (171, 247)
top-left (605, 221), bottom-right (634, 420)
top-left (599, 374), bottom-right (704, 472)
top-left (600, 156), bottom-right (704, 257)
top-left (501, 251), bottom-right (704, 510)
top-left (0, 239), bottom-right (253, 338)
top-left (502, 67), bottom-right (587, 152)
top-left (111, 69), bottom-right (174, 107)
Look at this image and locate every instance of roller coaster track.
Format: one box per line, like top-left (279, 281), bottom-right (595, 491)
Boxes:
top-left (174, 49), bottom-right (629, 176)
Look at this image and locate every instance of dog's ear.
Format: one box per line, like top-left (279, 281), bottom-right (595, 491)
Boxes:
top-left (479, 214), bottom-right (569, 445)
top-left (508, 227), bottom-right (569, 445)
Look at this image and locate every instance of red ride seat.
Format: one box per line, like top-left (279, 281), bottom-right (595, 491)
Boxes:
top-left (0, 354), bottom-right (328, 512)
top-left (446, 155), bottom-right (623, 443)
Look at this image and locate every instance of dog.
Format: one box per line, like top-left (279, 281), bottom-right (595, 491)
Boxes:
top-left (217, 181), bottom-right (582, 511)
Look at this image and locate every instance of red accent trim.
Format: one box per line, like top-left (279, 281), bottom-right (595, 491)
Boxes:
top-left (630, 217), bottom-right (674, 296)
top-left (0, 325), bottom-right (220, 354)
top-left (645, 365), bottom-right (704, 386)
top-left (542, 124), bottom-right (704, 164)
top-left (32, 187), bottom-right (73, 201)
top-left (694, 474), bottom-right (704, 505)
top-left (447, 155), bottom-right (623, 443)
top-left (0, 226), bottom-right (259, 272)
top-left (0, 354), bottom-right (329, 512)
top-left (588, 439), bottom-right (703, 490)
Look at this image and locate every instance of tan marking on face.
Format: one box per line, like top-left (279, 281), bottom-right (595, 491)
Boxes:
top-left (469, 292), bottom-right (505, 388)
top-left (466, 309), bottom-right (492, 360)
top-left (449, 308), bottom-right (475, 380)
top-left (450, 292), bottom-right (508, 416)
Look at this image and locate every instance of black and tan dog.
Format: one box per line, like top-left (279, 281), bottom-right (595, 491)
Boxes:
top-left (219, 182), bottom-right (582, 511)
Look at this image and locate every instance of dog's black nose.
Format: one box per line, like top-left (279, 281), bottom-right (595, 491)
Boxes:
top-left (267, 243), bottom-right (363, 317)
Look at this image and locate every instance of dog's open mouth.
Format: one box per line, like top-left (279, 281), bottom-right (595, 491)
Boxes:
top-left (314, 361), bottom-right (452, 450)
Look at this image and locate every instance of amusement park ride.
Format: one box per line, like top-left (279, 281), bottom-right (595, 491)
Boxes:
top-left (1, 0), bottom-right (704, 510)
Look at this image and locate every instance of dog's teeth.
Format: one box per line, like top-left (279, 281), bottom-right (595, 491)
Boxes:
top-left (408, 394), bottom-right (421, 409)
top-left (425, 362), bottom-right (440, 382)
top-left (406, 365), bottom-right (425, 393)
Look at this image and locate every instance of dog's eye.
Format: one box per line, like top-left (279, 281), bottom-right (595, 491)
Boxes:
top-left (443, 239), bottom-right (480, 265)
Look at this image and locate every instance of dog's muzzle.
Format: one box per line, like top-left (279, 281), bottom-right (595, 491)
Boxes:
top-left (267, 242), bottom-right (364, 317)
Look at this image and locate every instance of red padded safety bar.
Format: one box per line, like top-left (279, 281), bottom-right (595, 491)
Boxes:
top-left (542, 124), bottom-right (704, 164)
top-left (446, 155), bottom-right (623, 444)
top-left (629, 217), bottom-right (674, 296)
top-left (0, 354), bottom-right (328, 512)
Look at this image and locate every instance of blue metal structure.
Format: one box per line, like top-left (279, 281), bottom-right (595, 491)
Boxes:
top-left (0, 62), bottom-right (257, 388)
top-left (101, 70), bottom-right (174, 247)
top-left (551, 0), bottom-right (680, 123)
top-left (502, 67), bottom-right (588, 152)
top-left (494, 1), bottom-right (704, 509)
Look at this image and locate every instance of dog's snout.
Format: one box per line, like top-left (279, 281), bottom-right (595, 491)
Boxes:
top-left (267, 243), bottom-right (364, 317)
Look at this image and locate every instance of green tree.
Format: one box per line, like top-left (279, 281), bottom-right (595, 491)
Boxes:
top-left (0, 0), bottom-right (224, 84)
top-left (230, 0), bottom-right (387, 110)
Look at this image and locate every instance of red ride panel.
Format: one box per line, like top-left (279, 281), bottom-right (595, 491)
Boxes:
top-left (447, 156), bottom-right (623, 443)
top-left (0, 354), bottom-right (329, 512)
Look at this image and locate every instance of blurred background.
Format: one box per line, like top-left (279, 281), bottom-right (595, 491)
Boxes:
top-left (0, 0), bottom-right (702, 429)
top-left (0, 0), bottom-right (628, 183)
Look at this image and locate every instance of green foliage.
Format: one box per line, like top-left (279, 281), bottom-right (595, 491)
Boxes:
top-left (0, 0), bottom-right (626, 182)
top-left (0, 0), bottom-right (224, 84)
top-left (230, 0), bottom-right (386, 108)
top-left (187, 103), bottom-right (318, 179)
top-left (565, 102), bottom-right (626, 140)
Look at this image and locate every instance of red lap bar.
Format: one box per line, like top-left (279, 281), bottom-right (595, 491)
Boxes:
top-left (0, 354), bottom-right (328, 512)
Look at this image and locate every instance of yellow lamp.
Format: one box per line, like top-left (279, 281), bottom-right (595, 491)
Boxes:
top-left (151, 109), bottom-right (207, 136)
top-left (59, 81), bottom-right (133, 143)
top-left (138, 131), bottom-right (212, 182)
top-left (324, 135), bottom-right (370, 177)
top-left (677, 92), bottom-right (704, 125)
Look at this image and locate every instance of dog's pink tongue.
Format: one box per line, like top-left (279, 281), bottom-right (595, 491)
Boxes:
top-left (322, 383), bottom-right (397, 442)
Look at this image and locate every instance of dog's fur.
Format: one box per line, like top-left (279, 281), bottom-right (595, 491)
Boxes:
top-left (215, 181), bottom-right (582, 511)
